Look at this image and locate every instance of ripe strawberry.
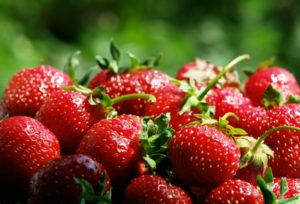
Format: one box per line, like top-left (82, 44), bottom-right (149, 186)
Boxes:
top-left (89, 43), bottom-right (179, 116)
top-left (205, 179), bottom-right (263, 203)
top-left (77, 114), bottom-right (141, 187)
top-left (265, 104), bottom-right (300, 177)
top-left (3, 65), bottom-right (72, 117)
top-left (123, 175), bottom-right (192, 204)
top-left (206, 87), bottom-right (252, 123)
top-left (28, 154), bottom-right (111, 204)
top-left (0, 116), bottom-right (60, 199)
top-left (168, 125), bottom-right (240, 188)
top-left (245, 67), bottom-right (300, 106)
top-left (36, 89), bottom-right (104, 153)
top-left (77, 114), bottom-right (174, 188)
top-left (273, 178), bottom-right (300, 199)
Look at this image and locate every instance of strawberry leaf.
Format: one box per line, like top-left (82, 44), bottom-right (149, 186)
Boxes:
top-left (262, 85), bottom-right (285, 108)
top-left (287, 95), bottom-right (300, 104)
top-left (110, 41), bottom-right (120, 62)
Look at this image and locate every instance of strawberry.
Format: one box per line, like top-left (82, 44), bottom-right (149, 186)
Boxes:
top-left (89, 43), bottom-right (179, 116)
top-left (28, 154), bottom-right (111, 204)
top-left (123, 175), bottom-right (192, 204)
top-left (168, 124), bottom-right (240, 188)
top-left (204, 179), bottom-right (263, 203)
top-left (206, 87), bottom-right (252, 123)
top-left (3, 65), bottom-right (73, 117)
top-left (36, 85), bottom-right (155, 153)
top-left (265, 104), bottom-right (300, 177)
top-left (77, 114), bottom-right (174, 188)
top-left (176, 58), bottom-right (239, 87)
top-left (0, 116), bottom-right (60, 200)
top-left (245, 67), bottom-right (300, 106)
top-left (273, 178), bottom-right (300, 199)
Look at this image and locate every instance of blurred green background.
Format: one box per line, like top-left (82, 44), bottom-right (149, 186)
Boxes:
top-left (0, 0), bottom-right (300, 94)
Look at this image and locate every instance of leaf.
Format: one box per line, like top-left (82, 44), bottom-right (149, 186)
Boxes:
top-left (257, 175), bottom-right (277, 204)
top-left (287, 95), bottom-right (300, 104)
top-left (96, 56), bottom-right (109, 69)
top-left (279, 178), bottom-right (288, 199)
top-left (262, 85), bottom-right (285, 108)
top-left (92, 87), bottom-right (113, 108)
top-left (66, 50), bottom-right (81, 82)
top-left (128, 52), bottom-right (139, 68)
top-left (228, 127), bottom-right (248, 136)
top-left (244, 69), bottom-right (255, 77)
top-left (110, 41), bottom-right (120, 62)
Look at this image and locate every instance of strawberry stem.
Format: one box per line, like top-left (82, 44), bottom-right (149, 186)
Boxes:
top-left (221, 112), bottom-right (239, 122)
top-left (252, 125), bottom-right (300, 154)
top-left (198, 54), bottom-right (250, 101)
top-left (112, 93), bottom-right (156, 105)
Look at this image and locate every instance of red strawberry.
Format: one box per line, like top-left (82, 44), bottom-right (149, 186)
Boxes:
top-left (206, 87), bottom-right (252, 122)
top-left (123, 175), bottom-right (192, 204)
top-left (234, 106), bottom-right (269, 138)
top-left (273, 178), bottom-right (300, 199)
top-left (205, 179), bottom-right (263, 203)
top-left (245, 67), bottom-right (300, 106)
top-left (77, 114), bottom-right (174, 188)
top-left (0, 116), bottom-right (60, 199)
top-left (36, 89), bottom-right (104, 153)
top-left (3, 65), bottom-right (72, 117)
top-left (28, 154), bottom-right (111, 204)
top-left (77, 114), bottom-right (142, 187)
top-left (168, 125), bottom-right (240, 188)
top-left (265, 104), bottom-right (300, 177)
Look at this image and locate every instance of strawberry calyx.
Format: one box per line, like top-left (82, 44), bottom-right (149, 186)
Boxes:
top-left (140, 113), bottom-right (175, 173)
top-left (64, 84), bottom-right (156, 118)
top-left (258, 56), bottom-right (276, 70)
top-left (238, 126), bottom-right (300, 171)
top-left (191, 112), bottom-right (248, 138)
top-left (74, 173), bottom-right (112, 204)
top-left (262, 85), bottom-right (300, 109)
top-left (257, 168), bottom-right (300, 204)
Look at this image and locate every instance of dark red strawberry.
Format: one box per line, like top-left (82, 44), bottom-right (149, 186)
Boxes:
top-left (77, 114), bottom-right (174, 188)
top-left (205, 179), bottom-right (263, 203)
top-left (234, 164), bottom-right (265, 186)
top-left (273, 178), bottom-right (300, 199)
top-left (265, 104), bottom-right (300, 177)
top-left (28, 154), bottom-right (111, 204)
top-left (3, 65), bottom-right (72, 117)
top-left (123, 175), bottom-right (192, 204)
top-left (245, 67), bottom-right (300, 106)
top-left (0, 116), bottom-right (60, 200)
top-left (77, 114), bottom-right (141, 187)
top-left (168, 125), bottom-right (240, 188)
top-left (36, 89), bottom-right (104, 153)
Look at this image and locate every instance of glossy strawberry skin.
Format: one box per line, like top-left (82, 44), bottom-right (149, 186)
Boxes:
top-left (169, 111), bottom-right (198, 132)
top-left (168, 125), bottom-right (240, 188)
top-left (235, 106), bottom-right (269, 138)
top-left (245, 67), bottom-right (300, 106)
top-left (3, 65), bottom-right (72, 117)
top-left (77, 115), bottom-right (142, 187)
top-left (28, 154), bottom-right (110, 204)
top-left (206, 87), bottom-right (252, 122)
top-left (266, 104), bottom-right (300, 177)
top-left (124, 175), bottom-right (192, 204)
top-left (89, 69), bottom-right (179, 116)
top-left (273, 178), bottom-right (300, 199)
top-left (234, 164), bottom-right (265, 186)
top-left (36, 89), bottom-right (104, 153)
top-left (205, 179), bottom-right (263, 204)
top-left (0, 116), bottom-right (60, 197)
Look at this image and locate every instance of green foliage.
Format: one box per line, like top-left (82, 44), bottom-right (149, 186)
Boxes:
top-left (0, 0), bottom-right (300, 95)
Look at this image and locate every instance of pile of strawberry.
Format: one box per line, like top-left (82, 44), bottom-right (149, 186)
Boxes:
top-left (1, 42), bottom-right (300, 204)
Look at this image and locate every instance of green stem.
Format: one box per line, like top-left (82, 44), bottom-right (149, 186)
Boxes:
top-left (64, 84), bottom-right (92, 95)
top-left (197, 54), bottom-right (250, 101)
top-left (252, 126), bottom-right (300, 154)
top-left (221, 112), bottom-right (239, 122)
top-left (112, 93), bottom-right (156, 105)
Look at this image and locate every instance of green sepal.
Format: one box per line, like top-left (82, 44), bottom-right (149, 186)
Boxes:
top-left (244, 69), bottom-right (255, 77)
top-left (287, 95), bottom-right (300, 104)
top-left (128, 52), bottom-right (139, 68)
top-left (74, 174), bottom-right (112, 204)
top-left (142, 54), bottom-right (162, 67)
top-left (96, 56), bottom-right (110, 70)
top-left (110, 41), bottom-right (120, 62)
top-left (140, 113), bottom-right (175, 172)
top-left (262, 85), bottom-right (285, 108)
top-left (280, 178), bottom-right (288, 199)
top-left (0, 114), bottom-right (9, 122)
top-left (258, 57), bottom-right (276, 70)
top-left (90, 87), bottom-right (113, 108)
